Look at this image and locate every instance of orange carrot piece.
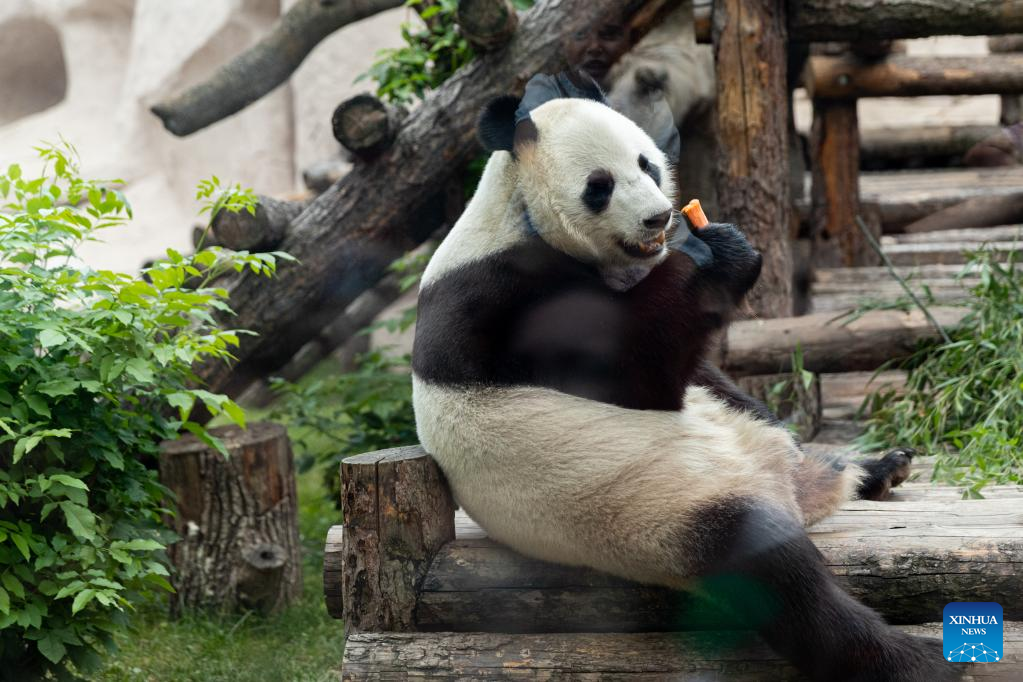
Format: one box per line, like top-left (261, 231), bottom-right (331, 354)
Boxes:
top-left (681, 199), bottom-right (709, 229)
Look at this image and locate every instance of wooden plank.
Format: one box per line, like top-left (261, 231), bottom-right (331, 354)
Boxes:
top-left (408, 489), bottom-right (1023, 633)
top-left (806, 54), bottom-right (1023, 99)
top-left (861, 124), bottom-right (1001, 165)
top-left (723, 307), bottom-right (967, 376)
top-left (342, 623), bottom-right (1023, 680)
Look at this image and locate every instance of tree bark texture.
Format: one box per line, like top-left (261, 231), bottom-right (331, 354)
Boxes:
top-left (332, 95), bottom-right (404, 160)
top-left (788, 0), bottom-right (1023, 42)
top-left (806, 54), bottom-right (1023, 99)
top-left (212, 195), bottom-right (307, 252)
top-left (456, 0), bottom-right (518, 51)
top-left (324, 487), bottom-right (1023, 633)
top-left (160, 422), bottom-right (302, 616)
top-left (722, 306), bottom-right (966, 376)
top-left (713, 0), bottom-right (793, 317)
top-left (341, 624), bottom-right (1023, 680)
top-left (811, 99), bottom-right (878, 267)
top-left (151, 0), bottom-right (405, 136)
top-left (341, 446), bottom-right (455, 634)
top-left (196, 0), bottom-right (675, 397)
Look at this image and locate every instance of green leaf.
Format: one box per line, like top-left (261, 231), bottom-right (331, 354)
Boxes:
top-left (1, 573), bottom-right (24, 599)
top-left (60, 501), bottom-right (96, 541)
top-left (37, 378), bottom-right (79, 397)
top-left (115, 539), bottom-right (163, 552)
top-left (38, 328), bottom-right (67, 348)
top-left (48, 474), bottom-right (88, 491)
top-left (0, 587), bottom-right (8, 614)
top-left (24, 394), bottom-right (50, 418)
top-left (71, 588), bottom-right (96, 614)
top-left (223, 400), bottom-right (246, 429)
top-left (11, 534), bottom-right (30, 560)
top-left (37, 636), bottom-right (67, 664)
top-left (124, 357), bottom-right (155, 383)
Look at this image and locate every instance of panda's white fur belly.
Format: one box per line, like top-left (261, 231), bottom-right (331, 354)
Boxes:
top-left (413, 376), bottom-right (808, 588)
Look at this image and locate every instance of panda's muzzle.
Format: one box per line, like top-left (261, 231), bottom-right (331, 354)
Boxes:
top-left (618, 209), bottom-right (671, 259)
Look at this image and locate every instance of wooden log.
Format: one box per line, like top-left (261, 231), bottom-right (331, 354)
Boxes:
top-left (806, 54), bottom-right (1023, 100)
top-left (341, 624), bottom-right (1023, 680)
top-left (341, 446), bottom-right (455, 634)
top-left (151, 0), bottom-right (404, 136)
top-left (195, 0), bottom-right (676, 398)
top-left (860, 125), bottom-right (1001, 166)
top-left (883, 239), bottom-right (1021, 267)
top-left (811, 263), bottom-right (976, 313)
top-left (722, 307), bottom-right (967, 376)
top-left (456, 0), bottom-right (518, 51)
top-left (904, 192), bottom-right (1023, 235)
top-left (736, 372), bottom-right (822, 442)
top-left (810, 98), bottom-right (877, 267)
top-left (713, 0), bottom-right (793, 317)
top-left (692, 0), bottom-right (710, 43)
top-left (788, 0), bottom-right (1023, 42)
top-left (211, 195), bottom-right (306, 252)
top-left (160, 422), bottom-right (302, 616)
top-left (324, 524), bottom-right (344, 619)
top-left (331, 95), bottom-right (404, 160)
top-left (324, 487), bottom-right (1023, 632)
top-left (990, 35), bottom-right (1023, 125)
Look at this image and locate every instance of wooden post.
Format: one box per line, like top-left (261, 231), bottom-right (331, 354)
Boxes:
top-left (810, 98), bottom-right (878, 267)
top-left (341, 446), bottom-right (455, 634)
top-left (160, 422), bottom-right (302, 616)
top-left (712, 0), bottom-right (793, 317)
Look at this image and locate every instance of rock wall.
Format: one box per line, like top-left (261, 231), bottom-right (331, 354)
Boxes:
top-left (0, 0), bottom-right (407, 271)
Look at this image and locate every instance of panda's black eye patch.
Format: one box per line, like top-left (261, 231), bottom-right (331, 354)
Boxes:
top-left (638, 153), bottom-right (661, 186)
top-left (582, 169), bottom-right (614, 213)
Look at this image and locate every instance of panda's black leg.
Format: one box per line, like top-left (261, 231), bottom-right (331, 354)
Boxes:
top-left (856, 447), bottom-right (916, 501)
top-left (687, 498), bottom-right (958, 682)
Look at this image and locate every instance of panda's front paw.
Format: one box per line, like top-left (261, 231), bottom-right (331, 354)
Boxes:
top-left (692, 223), bottom-right (762, 298)
top-left (856, 447), bottom-right (916, 501)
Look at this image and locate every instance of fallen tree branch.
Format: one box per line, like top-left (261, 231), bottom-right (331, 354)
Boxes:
top-left (151, 0), bottom-right (404, 136)
top-left (197, 0), bottom-right (674, 397)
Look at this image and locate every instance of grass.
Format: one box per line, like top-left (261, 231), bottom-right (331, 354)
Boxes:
top-left (94, 469), bottom-right (344, 682)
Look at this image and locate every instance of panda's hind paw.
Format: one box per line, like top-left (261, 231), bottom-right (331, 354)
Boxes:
top-left (856, 447), bottom-right (916, 501)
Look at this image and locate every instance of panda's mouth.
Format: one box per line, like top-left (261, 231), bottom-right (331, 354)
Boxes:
top-left (618, 231), bottom-right (665, 259)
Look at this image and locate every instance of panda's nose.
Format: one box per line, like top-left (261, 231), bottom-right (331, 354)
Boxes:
top-left (643, 209), bottom-right (672, 230)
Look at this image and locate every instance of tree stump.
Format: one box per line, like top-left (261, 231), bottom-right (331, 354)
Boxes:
top-left (331, 94), bottom-right (403, 160)
top-left (211, 195), bottom-right (306, 252)
top-left (456, 0), bottom-right (518, 51)
top-left (341, 446), bottom-right (455, 634)
top-left (160, 422), bottom-right (302, 616)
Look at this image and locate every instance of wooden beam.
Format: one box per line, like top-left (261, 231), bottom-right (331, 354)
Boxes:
top-left (811, 98), bottom-right (877, 267)
top-left (806, 54), bottom-right (1023, 99)
top-left (341, 624), bottom-right (1023, 679)
top-left (860, 124), bottom-right (1001, 166)
top-left (341, 446), bottom-right (455, 634)
top-left (712, 0), bottom-right (793, 316)
top-left (788, 0), bottom-right (1023, 42)
top-left (151, 0), bottom-right (405, 136)
top-left (722, 307), bottom-right (966, 376)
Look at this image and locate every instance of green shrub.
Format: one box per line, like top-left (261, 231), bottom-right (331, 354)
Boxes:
top-left (858, 246), bottom-right (1023, 495)
top-left (0, 141), bottom-right (290, 678)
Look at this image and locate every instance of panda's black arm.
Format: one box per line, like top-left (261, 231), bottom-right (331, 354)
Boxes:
top-left (689, 359), bottom-right (783, 427)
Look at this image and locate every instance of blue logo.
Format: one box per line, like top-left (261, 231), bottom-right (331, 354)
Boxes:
top-left (943, 602), bottom-right (1003, 662)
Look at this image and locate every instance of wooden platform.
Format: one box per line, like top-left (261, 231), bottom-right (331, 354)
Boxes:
top-left (343, 623), bottom-right (1023, 680)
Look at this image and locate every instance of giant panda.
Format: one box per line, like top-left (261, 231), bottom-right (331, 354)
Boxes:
top-left (411, 73), bottom-right (953, 681)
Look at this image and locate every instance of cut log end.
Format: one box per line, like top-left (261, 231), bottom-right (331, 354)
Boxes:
top-left (210, 195), bottom-right (304, 252)
top-left (456, 0), bottom-right (518, 50)
top-left (332, 94), bottom-right (399, 159)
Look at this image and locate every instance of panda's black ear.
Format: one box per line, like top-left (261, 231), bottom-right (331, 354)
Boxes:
top-left (478, 95), bottom-right (521, 152)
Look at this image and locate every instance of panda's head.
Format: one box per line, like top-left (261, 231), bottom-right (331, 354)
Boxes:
top-left (479, 80), bottom-right (676, 274)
